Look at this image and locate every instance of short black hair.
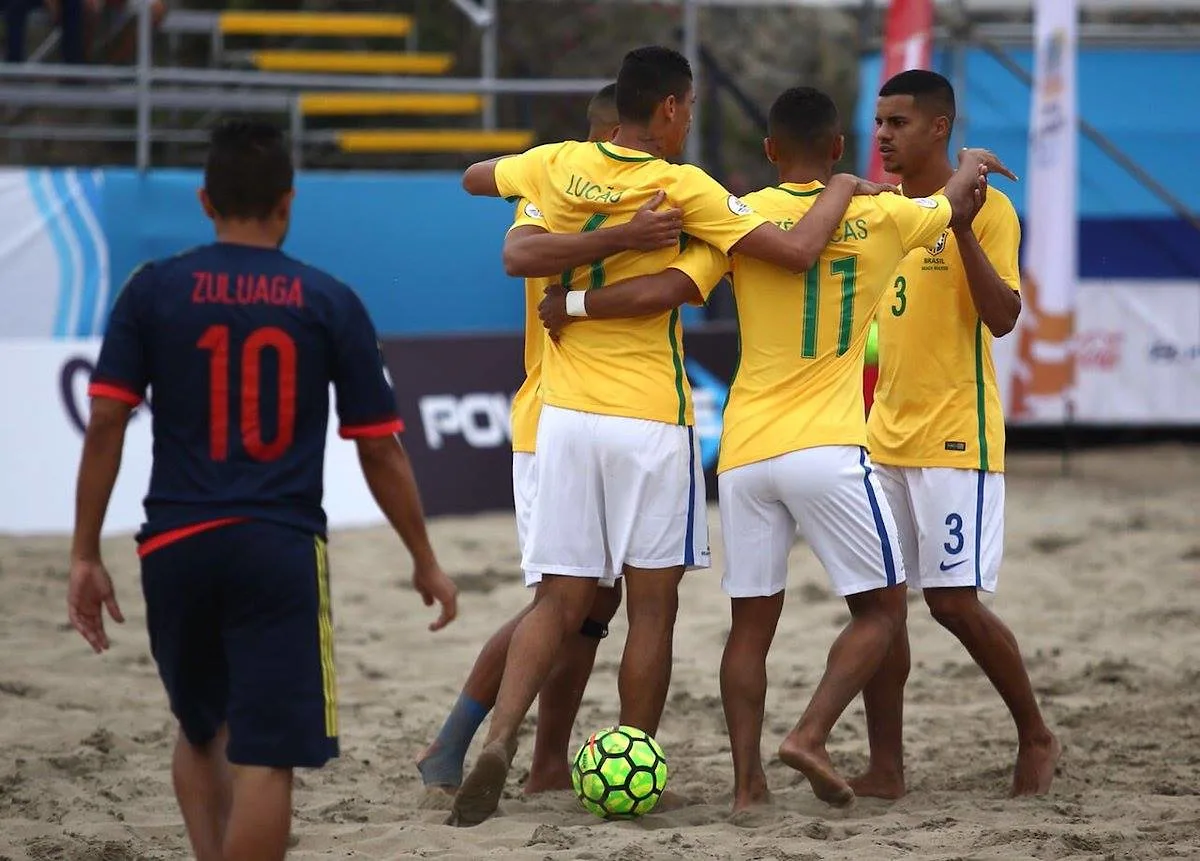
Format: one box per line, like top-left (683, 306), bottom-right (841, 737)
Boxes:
top-left (203, 119), bottom-right (294, 220)
top-left (878, 69), bottom-right (956, 129)
top-left (615, 46), bottom-right (692, 124)
top-left (588, 82), bottom-right (618, 126)
top-left (768, 86), bottom-right (840, 159)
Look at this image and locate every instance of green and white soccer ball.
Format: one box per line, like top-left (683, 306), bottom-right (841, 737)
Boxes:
top-left (571, 725), bottom-right (669, 819)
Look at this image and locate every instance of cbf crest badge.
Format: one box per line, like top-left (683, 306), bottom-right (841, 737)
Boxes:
top-left (931, 231), bottom-right (948, 255)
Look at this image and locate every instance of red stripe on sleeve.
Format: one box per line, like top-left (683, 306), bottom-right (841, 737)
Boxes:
top-left (339, 418), bottom-right (405, 439)
top-left (88, 382), bottom-right (143, 407)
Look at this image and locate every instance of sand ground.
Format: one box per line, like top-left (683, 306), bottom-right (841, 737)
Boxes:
top-left (1, 444), bottom-right (1198, 860)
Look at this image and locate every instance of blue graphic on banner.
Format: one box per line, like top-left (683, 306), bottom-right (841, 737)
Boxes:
top-left (685, 358), bottom-right (729, 471)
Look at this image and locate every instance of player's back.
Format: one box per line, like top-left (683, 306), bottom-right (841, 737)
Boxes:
top-left (718, 182), bottom-right (950, 474)
top-left (494, 140), bottom-right (764, 426)
top-left (95, 242), bottom-right (388, 540)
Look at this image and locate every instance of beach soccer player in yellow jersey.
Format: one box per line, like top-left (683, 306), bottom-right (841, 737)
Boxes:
top-left (854, 69), bottom-right (1061, 799)
top-left (449, 45), bottom-right (896, 826)
top-left (418, 85), bottom-right (687, 798)
top-left (538, 86), bottom-right (1007, 810)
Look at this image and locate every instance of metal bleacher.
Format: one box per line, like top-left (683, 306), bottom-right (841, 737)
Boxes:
top-left (0, 5), bottom-right (543, 167)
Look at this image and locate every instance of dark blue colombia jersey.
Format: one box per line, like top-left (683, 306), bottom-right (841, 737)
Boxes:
top-left (90, 242), bottom-right (403, 542)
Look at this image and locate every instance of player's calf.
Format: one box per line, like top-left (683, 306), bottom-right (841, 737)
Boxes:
top-left (618, 565), bottom-right (684, 737)
top-left (923, 586), bottom-right (1059, 795)
top-left (222, 765), bottom-right (293, 861)
top-left (526, 583), bottom-right (624, 795)
top-left (721, 592), bottom-right (786, 812)
top-left (780, 584), bottom-right (907, 807)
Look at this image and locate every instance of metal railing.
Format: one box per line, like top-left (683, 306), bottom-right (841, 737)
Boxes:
top-left (4, 1), bottom-right (1200, 172)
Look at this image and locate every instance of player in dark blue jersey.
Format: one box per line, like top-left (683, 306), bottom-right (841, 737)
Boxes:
top-left (67, 119), bottom-right (458, 861)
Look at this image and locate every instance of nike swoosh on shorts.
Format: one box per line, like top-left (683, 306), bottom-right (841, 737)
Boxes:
top-left (939, 559), bottom-right (969, 572)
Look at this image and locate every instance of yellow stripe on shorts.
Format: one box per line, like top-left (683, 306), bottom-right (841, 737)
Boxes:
top-left (314, 536), bottom-right (339, 738)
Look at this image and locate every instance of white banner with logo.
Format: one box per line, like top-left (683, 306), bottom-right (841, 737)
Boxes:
top-left (1015, 0), bottom-right (1078, 422)
top-left (994, 281), bottom-right (1200, 425)
top-left (0, 339), bottom-right (385, 535)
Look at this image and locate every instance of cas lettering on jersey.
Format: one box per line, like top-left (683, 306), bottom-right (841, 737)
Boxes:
top-left (419, 393), bottom-right (516, 450)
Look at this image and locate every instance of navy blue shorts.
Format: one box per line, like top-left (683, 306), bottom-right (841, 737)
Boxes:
top-left (139, 519), bottom-right (339, 769)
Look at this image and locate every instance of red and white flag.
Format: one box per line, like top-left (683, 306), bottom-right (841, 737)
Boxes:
top-left (867, 0), bottom-right (934, 183)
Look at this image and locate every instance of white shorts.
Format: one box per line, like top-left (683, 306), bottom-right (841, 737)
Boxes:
top-left (522, 406), bottom-right (710, 585)
top-left (874, 465), bottom-right (1005, 592)
top-left (718, 446), bottom-right (905, 599)
top-left (515, 451), bottom-right (621, 588)
top-left (512, 451), bottom-right (538, 580)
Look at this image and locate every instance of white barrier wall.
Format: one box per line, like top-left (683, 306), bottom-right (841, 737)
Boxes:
top-left (994, 281), bottom-right (1200, 424)
top-left (0, 339), bottom-right (387, 536)
top-left (0, 280), bottom-right (1196, 535)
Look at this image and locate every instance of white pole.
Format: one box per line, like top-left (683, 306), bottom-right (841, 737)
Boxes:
top-left (683, 0), bottom-right (701, 166)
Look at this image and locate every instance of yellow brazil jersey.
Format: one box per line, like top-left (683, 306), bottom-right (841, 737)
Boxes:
top-left (699, 181), bottom-right (952, 473)
top-left (508, 198), bottom-right (550, 454)
top-left (867, 186), bottom-right (1022, 473)
top-left (494, 140), bottom-right (767, 426)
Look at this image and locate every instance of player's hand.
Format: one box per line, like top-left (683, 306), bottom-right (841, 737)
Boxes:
top-left (958, 147), bottom-right (1019, 182)
top-left (413, 561), bottom-right (458, 632)
top-left (618, 190), bottom-right (683, 251)
top-left (67, 556), bottom-right (124, 653)
top-left (539, 284), bottom-right (573, 341)
top-left (950, 163), bottom-right (990, 230)
top-left (835, 173), bottom-right (900, 197)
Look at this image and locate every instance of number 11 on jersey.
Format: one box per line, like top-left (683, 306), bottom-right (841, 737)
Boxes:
top-left (801, 255), bottom-right (858, 359)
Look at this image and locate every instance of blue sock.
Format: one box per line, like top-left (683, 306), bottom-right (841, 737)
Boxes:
top-left (418, 693), bottom-right (490, 787)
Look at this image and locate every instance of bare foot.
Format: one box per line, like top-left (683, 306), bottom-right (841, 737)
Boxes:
top-left (848, 769), bottom-right (906, 800)
top-left (417, 786), bottom-right (456, 810)
top-left (446, 740), bottom-right (515, 827)
top-left (523, 768), bottom-right (573, 795)
top-left (778, 736), bottom-right (854, 808)
top-left (652, 788), bottom-right (689, 812)
top-left (1011, 732), bottom-right (1061, 797)
top-left (731, 783), bottom-right (772, 814)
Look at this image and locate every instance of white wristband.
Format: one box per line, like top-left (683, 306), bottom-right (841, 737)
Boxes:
top-left (565, 290), bottom-right (588, 317)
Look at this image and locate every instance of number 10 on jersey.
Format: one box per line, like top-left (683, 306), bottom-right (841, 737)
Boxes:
top-left (801, 255), bottom-right (858, 359)
top-left (197, 325), bottom-right (297, 463)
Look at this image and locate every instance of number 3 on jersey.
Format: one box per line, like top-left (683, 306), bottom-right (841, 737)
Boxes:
top-left (891, 275), bottom-right (907, 317)
top-left (801, 255), bottom-right (858, 359)
top-left (197, 325), bottom-right (296, 462)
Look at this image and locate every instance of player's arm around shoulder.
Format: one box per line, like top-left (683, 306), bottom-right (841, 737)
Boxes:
top-left (538, 239), bottom-right (729, 339)
top-left (729, 174), bottom-right (891, 273)
top-left (501, 192), bottom-right (682, 278)
top-left (954, 177), bottom-right (1023, 338)
top-left (462, 142), bottom-right (563, 198)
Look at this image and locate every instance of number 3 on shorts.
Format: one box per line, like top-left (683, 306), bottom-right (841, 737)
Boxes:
top-left (944, 512), bottom-right (965, 555)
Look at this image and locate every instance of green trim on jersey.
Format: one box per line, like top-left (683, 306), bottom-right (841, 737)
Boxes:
top-left (776, 185), bottom-right (823, 197)
top-left (595, 142), bottom-right (657, 162)
top-left (974, 318), bottom-right (990, 472)
top-left (668, 308), bottom-right (686, 425)
top-left (561, 212), bottom-right (609, 289)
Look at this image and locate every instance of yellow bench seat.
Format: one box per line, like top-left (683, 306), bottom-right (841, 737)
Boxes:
top-left (335, 129), bottom-right (536, 154)
top-left (250, 51), bottom-right (453, 75)
top-left (219, 11), bottom-right (413, 38)
top-left (299, 92), bottom-right (484, 116)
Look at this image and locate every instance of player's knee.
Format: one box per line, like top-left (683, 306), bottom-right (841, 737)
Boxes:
top-left (849, 585), bottom-right (908, 638)
top-left (535, 576), bottom-right (597, 631)
top-left (589, 584), bottom-right (623, 625)
top-left (924, 587), bottom-right (978, 631)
